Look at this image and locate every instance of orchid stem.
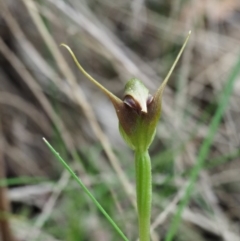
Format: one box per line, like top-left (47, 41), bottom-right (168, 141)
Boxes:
top-left (135, 150), bottom-right (152, 241)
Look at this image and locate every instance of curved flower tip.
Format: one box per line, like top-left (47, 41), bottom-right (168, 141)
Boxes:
top-left (123, 78), bottom-right (151, 113)
top-left (60, 43), bottom-right (122, 108)
top-left (154, 31), bottom-right (191, 100)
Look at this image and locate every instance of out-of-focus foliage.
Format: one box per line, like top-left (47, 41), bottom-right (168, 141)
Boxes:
top-left (0, 0), bottom-right (240, 241)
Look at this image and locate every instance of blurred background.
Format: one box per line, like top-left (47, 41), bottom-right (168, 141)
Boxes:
top-left (0, 0), bottom-right (240, 241)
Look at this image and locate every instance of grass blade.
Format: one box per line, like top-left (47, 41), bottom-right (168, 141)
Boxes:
top-left (43, 138), bottom-right (130, 241)
top-left (165, 54), bottom-right (240, 241)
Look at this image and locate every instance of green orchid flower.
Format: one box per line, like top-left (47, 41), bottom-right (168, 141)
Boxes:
top-left (61, 31), bottom-right (191, 241)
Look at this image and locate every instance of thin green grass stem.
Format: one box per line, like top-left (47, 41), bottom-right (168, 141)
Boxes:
top-left (165, 55), bottom-right (240, 241)
top-left (135, 150), bottom-right (152, 241)
top-left (43, 138), bottom-right (129, 241)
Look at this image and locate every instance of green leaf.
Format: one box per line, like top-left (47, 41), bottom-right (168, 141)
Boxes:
top-left (43, 138), bottom-right (130, 241)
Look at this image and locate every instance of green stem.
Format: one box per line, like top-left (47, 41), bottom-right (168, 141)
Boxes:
top-left (135, 150), bottom-right (152, 241)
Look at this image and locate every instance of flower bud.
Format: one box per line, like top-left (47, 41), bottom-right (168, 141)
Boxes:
top-left (117, 78), bottom-right (160, 151)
